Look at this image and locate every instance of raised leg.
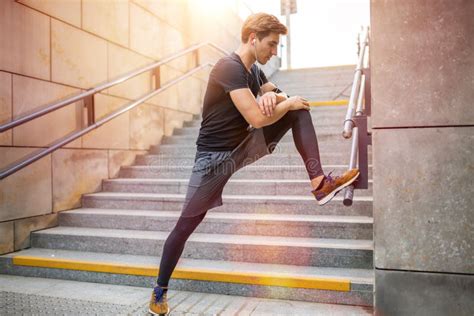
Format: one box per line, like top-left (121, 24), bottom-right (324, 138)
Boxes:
top-left (262, 109), bottom-right (325, 182)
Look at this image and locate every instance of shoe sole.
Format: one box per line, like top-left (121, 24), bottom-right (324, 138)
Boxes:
top-left (148, 308), bottom-right (169, 315)
top-left (317, 171), bottom-right (360, 206)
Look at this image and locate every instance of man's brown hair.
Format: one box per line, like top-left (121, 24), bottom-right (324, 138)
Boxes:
top-left (241, 13), bottom-right (288, 43)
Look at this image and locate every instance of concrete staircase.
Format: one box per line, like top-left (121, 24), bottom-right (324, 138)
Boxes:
top-left (0, 68), bottom-right (374, 307)
top-left (270, 65), bottom-right (355, 101)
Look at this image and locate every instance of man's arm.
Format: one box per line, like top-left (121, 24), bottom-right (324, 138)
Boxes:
top-left (229, 88), bottom-right (309, 128)
top-left (257, 82), bottom-right (290, 116)
top-left (261, 82), bottom-right (288, 103)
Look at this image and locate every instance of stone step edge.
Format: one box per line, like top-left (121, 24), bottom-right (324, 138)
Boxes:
top-left (151, 145), bottom-right (354, 151)
top-left (83, 192), bottom-right (374, 202)
top-left (63, 208), bottom-right (374, 224)
top-left (10, 254), bottom-right (357, 293)
top-left (120, 164), bottom-right (374, 170)
top-left (166, 129), bottom-right (346, 136)
top-left (137, 153), bottom-right (372, 158)
top-left (104, 178), bottom-right (374, 184)
top-left (32, 226), bottom-right (373, 250)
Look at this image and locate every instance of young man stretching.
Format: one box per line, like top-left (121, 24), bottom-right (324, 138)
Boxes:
top-left (149, 13), bottom-right (359, 315)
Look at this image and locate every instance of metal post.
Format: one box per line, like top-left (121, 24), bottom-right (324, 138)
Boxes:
top-left (83, 94), bottom-right (95, 127)
top-left (343, 125), bottom-right (359, 206)
top-left (353, 115), bottom-right (370, 189)
top-left (194, 49), bottom-right (200, 68)
top-left (342, 27), bottom-right (369, 139)
top-left (356, 32), bottom-right (361, 57)
top-left (152, 67), bottom-right (161, 90)
top-left (286, 12), bottom-right (291, 69)
top-left (363, 68), bottom-right (371, 116)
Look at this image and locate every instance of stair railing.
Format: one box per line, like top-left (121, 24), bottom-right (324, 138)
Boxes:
top-left (0, 42), bottom-right (228, 180)
top-left (342, 26), bottom-right (372, 206)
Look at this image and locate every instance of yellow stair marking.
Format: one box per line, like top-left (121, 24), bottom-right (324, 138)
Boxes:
top-left (309, 100), bottom-right (348, 106)
top-left (13, 255), bottom-right (350, 292)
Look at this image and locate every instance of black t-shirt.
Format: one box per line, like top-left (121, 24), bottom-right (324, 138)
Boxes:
top-left (195, 52), bottom-right (268, 151)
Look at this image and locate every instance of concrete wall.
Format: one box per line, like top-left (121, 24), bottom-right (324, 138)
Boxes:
top-left (0, 0), bottom-right (246, 254)
top-left (371, 0), bottom-right (474, 314)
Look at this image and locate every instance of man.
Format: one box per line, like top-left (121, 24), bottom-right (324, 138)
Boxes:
top-left (149, 13), bottom-right (359, 315)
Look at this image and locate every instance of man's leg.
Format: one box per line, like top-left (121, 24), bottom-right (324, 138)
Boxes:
top-left (262, 109), bottom-right (359, 205)
top-left (262, 109), bottom-right (325, 187)
top-left (150, 212), bottom-right (208, 315)
top-left (156, 211), bottom-right (207, 287)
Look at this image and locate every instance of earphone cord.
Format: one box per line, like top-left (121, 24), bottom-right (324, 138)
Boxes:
top-left (254, 40), bottom-right (262, 95)
top-left (247, 39), bottom-right (262, 132)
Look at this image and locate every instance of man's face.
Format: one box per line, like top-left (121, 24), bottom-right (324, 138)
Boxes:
top-left (255, 32), bottom-right (279, 64)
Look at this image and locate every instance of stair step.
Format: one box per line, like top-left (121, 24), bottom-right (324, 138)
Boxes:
top-left (82, 192), bottom-right (373, 216)
top-left (119, 164), bottom-right (373, 180)
top-left (182, 116), bottom-right (347, 128)
top-left (134, 152), bottom-right (372, 166)
top-left (30, 226), bottom-right (373, 268)
top-left (274, 82), bottom-right (353, 88)
top-left (172, 125), bottom-right (349, 136)
top-left (162, 131), bottom-right (343, 145)
top-left (149, 142), bottom-right (353, 155)
top-left (59, 209), bottom-right (373, 239)
top-left (273, 80), bottom-right (353, 87)
top-left (278, 85), bottom-right (351, 91)
top-left (274, 73), bottom-right (354, 80)
top-left (274, 67), bottom-right (353, 74)
top-left (0, 248), bottom-right (373, 306)
top-left (103, 178), bottom-right (373, 196)
top-left (149, 140), bottom-right (351, 155)
top-left (276, 87), bottom-right (352, 94)
top-left (183, 109), bottom-right (349, 119)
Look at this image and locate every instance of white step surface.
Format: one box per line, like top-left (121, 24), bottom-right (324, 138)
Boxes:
top-left (1, 248), bottom-right (373, 284)
top-left (0, 273), bottom-right (373, 315)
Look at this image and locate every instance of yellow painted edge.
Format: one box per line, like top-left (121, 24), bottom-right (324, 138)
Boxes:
top-left (309, 100), bottom-right (348, 106)
top-left (13, 255), bottom-right (350, 292)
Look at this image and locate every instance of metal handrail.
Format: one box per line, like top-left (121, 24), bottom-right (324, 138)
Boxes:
top-left (0, 42), bottom-right (227, 133)
top-left (342, 27), bottom-right (369, 139)
top-left (0, 42), bottom-right (229, 179)
top-left (1, 64), bottom-right (213, 179)
top-left (347, 75), bottom-right (365, 169)
top-left (341, 26), bottom-right (371, 206)
top-left (343, 75), bottom-right (366, 205)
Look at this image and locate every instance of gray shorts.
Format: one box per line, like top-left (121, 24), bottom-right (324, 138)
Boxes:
top-left (180, 127), bottom-right (270, 217)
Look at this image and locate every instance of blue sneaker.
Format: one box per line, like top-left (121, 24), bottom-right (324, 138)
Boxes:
top-left (148, 285), bottom-right (170, 315)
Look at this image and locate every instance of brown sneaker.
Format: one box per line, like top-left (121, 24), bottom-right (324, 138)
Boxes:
top-left (312, 169), bottom-right (360, 205)
top-left (148, 285), bottom-right (170, 315)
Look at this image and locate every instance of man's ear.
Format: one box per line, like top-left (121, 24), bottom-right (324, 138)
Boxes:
top-left (249, 33), bottom-right (257, 45)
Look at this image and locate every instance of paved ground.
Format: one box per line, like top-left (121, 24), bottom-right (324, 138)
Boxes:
top-left (0, 275), bottom-right (373, 315)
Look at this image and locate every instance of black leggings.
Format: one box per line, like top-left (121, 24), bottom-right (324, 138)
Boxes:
top-left (156, 109), bottom-right (323, 287)
top-left (262, 108), bottom-right (324, 180)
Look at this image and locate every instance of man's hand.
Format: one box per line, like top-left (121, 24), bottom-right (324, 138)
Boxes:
top-left (288, 96), bottom-right (310, 111)
top-left (258, 91), bottom-right (278, 117)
